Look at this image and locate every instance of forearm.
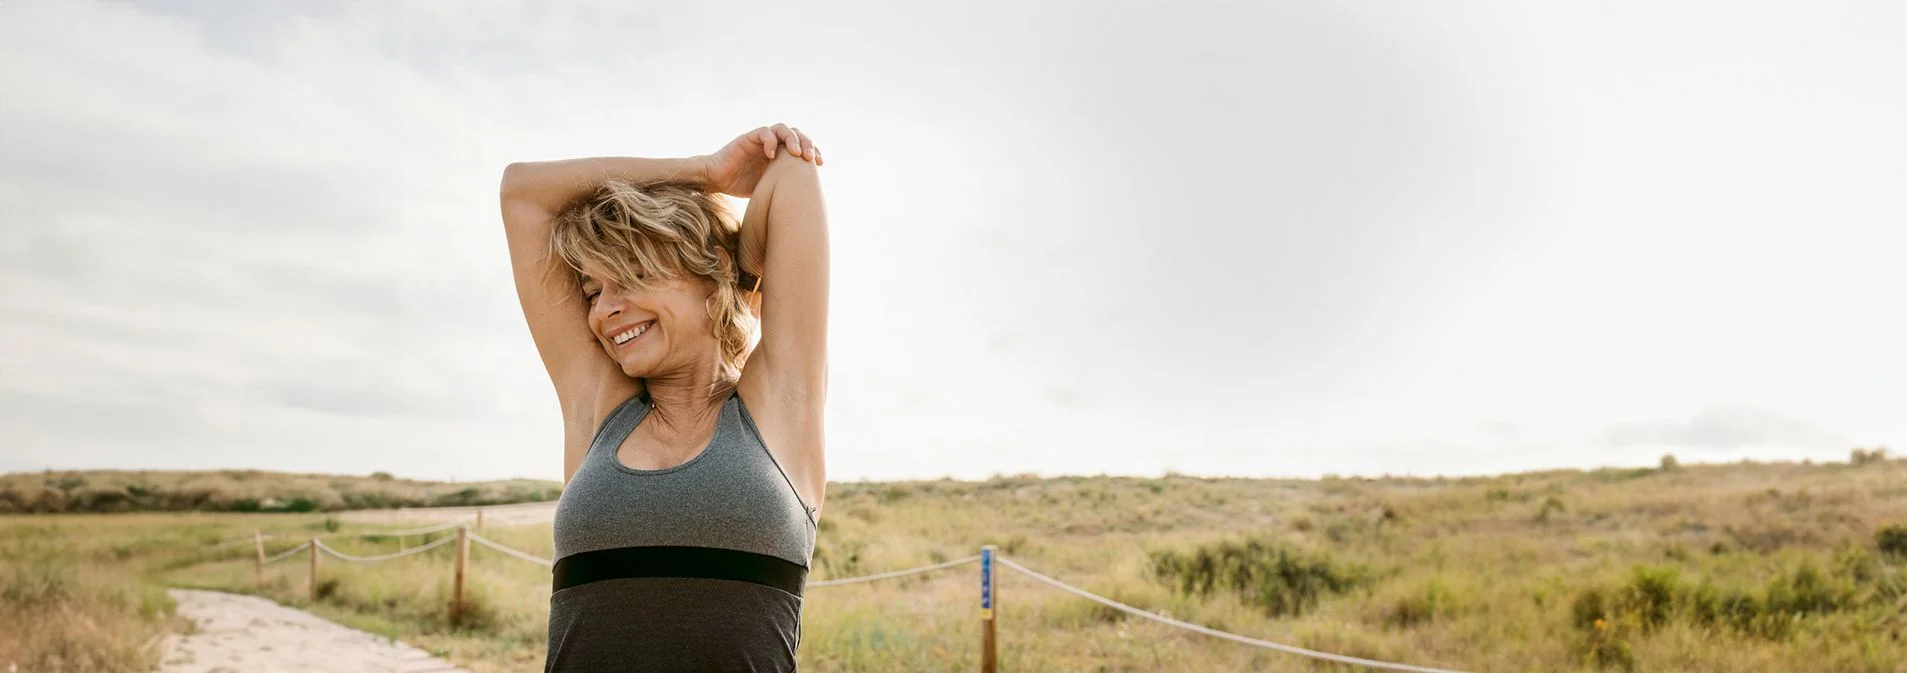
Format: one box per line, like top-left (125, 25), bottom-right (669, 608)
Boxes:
top-left (500, 156), bottom-right (708, 214)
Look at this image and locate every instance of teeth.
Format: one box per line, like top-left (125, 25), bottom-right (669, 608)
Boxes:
top-left (613, 322), bottom-right (649, 345)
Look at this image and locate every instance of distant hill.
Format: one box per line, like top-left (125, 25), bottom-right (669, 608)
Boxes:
top-left (0, 469), bottom-right (562, 514)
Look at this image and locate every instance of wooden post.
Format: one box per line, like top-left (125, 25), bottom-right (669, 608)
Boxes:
top-left (252, 531), bottom-right (266, 586)
top-left (981, 544), bottom-right (998, 673)
top-left (476, 508), bottom-right (485, 530)
top-left (451, 525), bottom-right (468, 626)
top-left (307, 537), bottom-right (320, 602)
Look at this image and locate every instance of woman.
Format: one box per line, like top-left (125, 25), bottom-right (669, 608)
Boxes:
top-left (499, 124), bottom-right (828, 672)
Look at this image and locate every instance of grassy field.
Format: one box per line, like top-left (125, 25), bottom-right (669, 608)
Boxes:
top-left (5, 454), bottom-right (1906, 672)
top-left (0, 469), bottom-right (562, 514)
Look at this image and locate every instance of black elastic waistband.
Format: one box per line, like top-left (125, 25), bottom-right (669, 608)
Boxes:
top-left (553, 545), bottom-right (808, 596)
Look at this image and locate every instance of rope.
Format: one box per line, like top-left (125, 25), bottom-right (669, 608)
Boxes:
top-left (809, 555), bottom-right (981, 587)
top-left (208, 534), bottom-right (272, 549)
top-left (314, 536), bottom-right (455, 563)
top-left (262, 542), bottom-right (311, 564)
top-left (466, 532), bottom-right (555, 568)
top-left (996, 557), bottom-right (1471, 673)
top-left (210, 519), bottom-right (469, 551)
top-left (365, 519), bottom-right (472, 537)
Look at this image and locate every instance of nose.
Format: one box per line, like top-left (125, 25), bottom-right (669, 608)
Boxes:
top-left (592, 286), bottom-right (625, 320)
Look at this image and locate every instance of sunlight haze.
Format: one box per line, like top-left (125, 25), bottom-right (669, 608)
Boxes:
top-left (1, 0), bottom-right (1901, 482)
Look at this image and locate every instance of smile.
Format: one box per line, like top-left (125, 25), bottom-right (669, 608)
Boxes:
top-left (611, 321), bottom-right (653, 346)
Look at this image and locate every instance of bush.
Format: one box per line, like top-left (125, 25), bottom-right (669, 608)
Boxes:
top-left (1876, 524), bottom-right (1907, 559)
top-left (1624, 566), bottom-right (1680, 629)
top-left (1536, 496), bottom-right (1567, 523)
top-left (1574, 560), bottom-right (1868, 643)
top-left (1850, 447), bottom-right (1891, 466)
top-left (1659, 454), bottom-right (1680, 471)
top-left (1580, 619), bottom-right (1636, 671)
top-left (1382, 577), bottom-right (1459, 629)
top-left (1149, 538), bottom-right (1369, 617)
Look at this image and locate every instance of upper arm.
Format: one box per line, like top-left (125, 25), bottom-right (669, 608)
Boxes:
top-left (499, 166), bottom-right (636, 480)
top-left (735, 155), bottom-right (830, 496)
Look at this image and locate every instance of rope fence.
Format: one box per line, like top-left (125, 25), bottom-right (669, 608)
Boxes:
top-left (370, 519), bottom-right (474, 537)
top-left (261, 541), bottom-right (311, 564)
top-left (239, 525), bottom-right (1463, 673)
top-left (466, 531), bottom-right (554, 569)
top-left (208, 517), bottom-right (475, 551)
top-left (314, 536), bottom-right (456, 563)
top-left (808, 554), bottom-right (979, 587)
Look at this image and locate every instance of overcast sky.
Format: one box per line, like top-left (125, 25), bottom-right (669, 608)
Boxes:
top-left (2, 0), bottom-right (1902, 483)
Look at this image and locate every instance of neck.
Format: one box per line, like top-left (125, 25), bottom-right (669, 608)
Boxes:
top-left (640, 360), bottom-right (732, 434)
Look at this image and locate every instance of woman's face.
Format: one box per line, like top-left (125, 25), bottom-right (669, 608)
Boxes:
top-left (582, 272), bottom-right (716, 379)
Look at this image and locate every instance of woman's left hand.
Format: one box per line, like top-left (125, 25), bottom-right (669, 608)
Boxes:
top-left (701, 123), bottom-right (822, 198)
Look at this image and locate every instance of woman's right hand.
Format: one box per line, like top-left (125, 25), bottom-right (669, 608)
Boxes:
top-left (701, 124), bottom-right (822, 198)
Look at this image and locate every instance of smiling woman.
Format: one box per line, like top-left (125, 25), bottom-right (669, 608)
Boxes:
top-left (498, 124), bottom-right (830, 672)
top-left (550, 180), bottom-right (757, 393)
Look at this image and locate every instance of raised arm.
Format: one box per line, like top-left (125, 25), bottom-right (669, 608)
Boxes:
top-left (503, 158), bottom-right (699, 481)
top-left (733, 151), bottom-right (831, 515)
top-left (500, 156), bottom-right (704, 403)
top-left (501, 125), bottom-right (818, 484)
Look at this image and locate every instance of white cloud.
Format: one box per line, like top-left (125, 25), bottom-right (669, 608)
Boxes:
top-left (1, 0), bottom-right (1901, 481)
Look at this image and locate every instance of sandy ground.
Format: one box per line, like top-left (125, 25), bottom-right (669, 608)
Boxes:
top-left (337, 500), bottom-right (557, 526)
top-left (158, 589), bottom-right (472, 673)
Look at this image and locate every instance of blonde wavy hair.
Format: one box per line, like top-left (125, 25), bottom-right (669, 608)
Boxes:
top-left (549, 180), bottom-right (758, 391)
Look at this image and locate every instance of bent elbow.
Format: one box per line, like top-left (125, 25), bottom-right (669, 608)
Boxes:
top-left (499, 162), bottom-right (530, 201)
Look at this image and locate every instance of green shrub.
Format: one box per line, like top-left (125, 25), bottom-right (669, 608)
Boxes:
top-left (1875, 524), bottom-right (1907, 559)
top-left (1383, 577), bottom-right (1459, 629)
top-left (1763, 561), bottom-right (1853, 616)
top-left (1148, 538), bottom-right (1369, 617)
top-left (1623, 566), bottom-right (1680, 629)
top-left (1575, 560), bottom-right (1866, 643)
top-left (1581, 623), bottom-right (1636, 671)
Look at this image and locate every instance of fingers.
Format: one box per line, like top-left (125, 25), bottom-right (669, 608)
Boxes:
top-left (792, 127), bottom-right (815, 161)
top-left (750, 123), bottom-right (822, 163)
top-left (756, 126), bottom-right (778, 159)
top-left (772, 123), bottom-right (802, 159)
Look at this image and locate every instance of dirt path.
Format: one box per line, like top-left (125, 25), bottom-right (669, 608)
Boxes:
top-left (159, 589), bottom-right (472, 673)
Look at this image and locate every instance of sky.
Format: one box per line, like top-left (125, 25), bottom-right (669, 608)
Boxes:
top-left (1, 0), bottom-right (1902, 483)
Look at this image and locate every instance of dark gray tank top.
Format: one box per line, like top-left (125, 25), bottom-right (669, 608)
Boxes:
top-left (547, 391), bottom-right (818, 672)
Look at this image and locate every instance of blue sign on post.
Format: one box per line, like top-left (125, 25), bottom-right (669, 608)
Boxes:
top-left (980, 547), bottom-right (994, 619)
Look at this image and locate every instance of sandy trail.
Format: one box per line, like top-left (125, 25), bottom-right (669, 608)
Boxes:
top-left (159, 589), bottom-right (473, 673)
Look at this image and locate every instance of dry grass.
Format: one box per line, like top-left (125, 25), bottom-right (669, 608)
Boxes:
top-left (0, 469), bottom-right (561, 514)
top-left (5, 456), bottom-right (1906, 672)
